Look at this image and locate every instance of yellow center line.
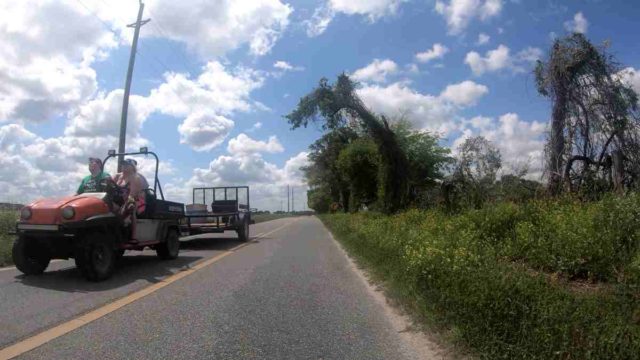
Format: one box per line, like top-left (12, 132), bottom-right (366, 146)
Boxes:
top-left (0, 219), bottom-right (297, 360)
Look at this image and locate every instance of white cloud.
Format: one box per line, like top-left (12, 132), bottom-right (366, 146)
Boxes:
top-left (477, 33), bottom-right (490, 45)
top-left (465, 44), bottom-right (511, 75)
top-left (0, 0), bottom-right (119, 123)
top-left (177, 113), bottom-right (234, 152)
top-left (454, 113), bottom-right (547, 179)
top-left (64, 90), bottom-right (152, 139)
top-left (176, 144), bottom-right (310, 210)
top-left (273, 61), bottom-right (304, 72)
top-left (140, 0), bottom-right (292, 57)
top-left (226, 133), bottom-right (284, 154)
top-left (439, 81), bottom-right (489, 106)
top-left (306, 0), bottom-right (407, 37)
top-left (351, 59), bottom-right (399, 83)
top-left (564, 11), bottom-right (588, 34)
top-left (148, 61), bottom-right (265, 118)
top-left (247, 122), bottom-right (263, 132)
top-left (415, 43), bottom-right (449, 63)
top-left (435, 0), bottom-right (503, 35)
top-left (465, 44), bottom-right (541, 76)
top-left (357, 80), bottom-right (488, 133)
top-left (305, 4), bottom-right (335, 37)
top-left (618, 67), bottom-right (640, 95)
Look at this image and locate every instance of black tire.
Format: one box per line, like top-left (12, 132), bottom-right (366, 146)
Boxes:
top-left (12, 235), bottom-right (50, 275)
top-left (156, 229), bottom-right (179, 260)
top-left (237, 218), bottom-right (250, 242)
top-left (76, 232), bottom-right (117, 282)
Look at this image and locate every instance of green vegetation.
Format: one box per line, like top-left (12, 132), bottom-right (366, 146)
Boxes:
top-left (252, 213), bottom-right (297, 224)
top-left (0, 211), bottom-right (17, 267)
top-left (321, 195), bottom-right (640, 359)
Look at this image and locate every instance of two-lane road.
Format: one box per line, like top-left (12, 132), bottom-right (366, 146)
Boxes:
top-left (0, 217), bottom-right (442, 359)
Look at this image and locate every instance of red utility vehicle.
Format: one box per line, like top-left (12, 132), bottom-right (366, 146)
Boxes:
top-left (12, 148), bottom-right (185, 281)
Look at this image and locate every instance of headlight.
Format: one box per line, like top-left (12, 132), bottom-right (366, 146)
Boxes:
top-left (20, 207), bottom-right (32, 220)
top-left (61, 206), bottom-right (75, 220)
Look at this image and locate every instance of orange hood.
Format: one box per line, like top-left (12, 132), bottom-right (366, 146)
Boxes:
top-left (25, 193), bottom-right (111, 224)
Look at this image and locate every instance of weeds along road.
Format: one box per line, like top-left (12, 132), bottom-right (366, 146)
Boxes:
top-left (0, 217), bottom-right (434, 360)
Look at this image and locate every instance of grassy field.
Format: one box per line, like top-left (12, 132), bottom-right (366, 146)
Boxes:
top-left (252, 213), bottom-right (298, 223)
top-left (321, 194), bottom-right (640, 359)
top-left (0, 210), bottom-right (17, 267)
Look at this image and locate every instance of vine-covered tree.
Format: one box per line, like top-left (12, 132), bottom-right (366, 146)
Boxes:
top-left (443, 136), bottom-right (502, 210)
top-left (535, 33), bottom-right (640, 195)
top-left (302, 127), bottom-right (358, 212)
top-left (337, 138), bottom-right (379, 211)
top-left (286, 75), bottom-right (409, 213)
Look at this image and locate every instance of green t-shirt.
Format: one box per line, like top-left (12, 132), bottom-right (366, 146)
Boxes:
top-left (77, 172), bottom-right (111, 194)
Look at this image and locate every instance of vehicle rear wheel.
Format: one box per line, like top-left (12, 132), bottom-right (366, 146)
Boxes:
top-left (156, 229), bottom-right (179, 260)
top-left (12, 235), bottom-right (50, 275)
top-left (76, 232), bottom-right (116, 282)
top-left (237, 218), bottom-right (250, 242)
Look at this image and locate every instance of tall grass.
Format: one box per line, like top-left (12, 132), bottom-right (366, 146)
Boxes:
top-left (321, 194), bottom-right (640, 359)
top-left (0, 210), bottom-right (18, 266)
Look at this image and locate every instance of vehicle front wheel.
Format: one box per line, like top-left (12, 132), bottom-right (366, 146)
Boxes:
top-left (156, 229), bottom-right (179, 260)
top-left (76, 232), bottom-right (116, 282)
top-left (12, 235), bottom-right (51, 275)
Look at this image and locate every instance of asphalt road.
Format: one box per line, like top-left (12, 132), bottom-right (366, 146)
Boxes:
top-left (0, 217), bottom-right (431, 360)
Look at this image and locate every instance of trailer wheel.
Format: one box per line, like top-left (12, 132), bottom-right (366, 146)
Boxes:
top-left (156, 229), bottom-right (179, 260)
top-left (237, 218), bottom-right (250, 242)
top-left (76, 232), bottom-right (116, 282)
top-left (12, 235), bottom-right (50, 275)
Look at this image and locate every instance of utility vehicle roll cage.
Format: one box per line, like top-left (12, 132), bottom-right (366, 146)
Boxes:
top-left (103, 147), bottom-right (165, 200)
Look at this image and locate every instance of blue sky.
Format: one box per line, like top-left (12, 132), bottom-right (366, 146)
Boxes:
top-left (2, 0), bottom-right (640, 210)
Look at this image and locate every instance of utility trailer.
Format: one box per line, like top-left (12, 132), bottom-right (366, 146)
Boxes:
top-left (180, 186), bottom-right (253, 242)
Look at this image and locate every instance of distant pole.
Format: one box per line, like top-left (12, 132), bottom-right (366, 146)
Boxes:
top-left (292, 186), bottom-right (294, 212)
top-left (118, 0), bottom-right (150, 170)
top-left (287, 185), bottom-right (290, 213)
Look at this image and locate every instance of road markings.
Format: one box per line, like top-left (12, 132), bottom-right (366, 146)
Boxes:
top-left (0, 220), bottom-right (296, 360)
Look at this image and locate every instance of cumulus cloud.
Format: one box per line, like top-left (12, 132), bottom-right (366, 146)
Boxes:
top-left (476, 33), bottom-right (490, 45)
top-left (171, 135), bottom-right (309, 210)
top-left (435, 0), bottom-right (503, 35)
top-left (177, 113), bottom-right (234, 152)
top-left (454, 113), bottom-right (547, 179)
top-left (306, 0), bottom-right (407, 37)
top-left (465, 44), bottom-right (542, 76)
top-left (618, 67), bottom-right (640, 95)
top-left (273, 61), bottom-right (304, 72)
top-left (564, 12), bottom-right (588, 34)
top-left (149, 61), bottom-right (265, 118)
top-left (439, 81), bottom-right (489, 106)
top-left (147, 61), bottom-right (266, 152)
top-left (465, 44), bottom-right (511, 75)
top-left (415, 43), bottom-right (449, 63)
top-left (357, 80), bottom-right (488, 133)
top-left (247, 122), bottom-right (263, 132)
top-left (351, 59), bottom-right (399, 83)
top-left (64, 90), bottom-right (152, 139)
top-left (132, 0), bottom-right (293, 57)
top-left (0, 1), bottom-right (118, 123)
top-left (226, 133), bottom-right (284, 154)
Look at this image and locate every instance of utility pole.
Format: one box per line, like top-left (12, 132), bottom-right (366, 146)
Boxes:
top-left (287, 185), bottom-right (290, 213)
top-left (292, 186), bottom-right (295, 213)
top-left (118, 0), bottom-right (150, 169)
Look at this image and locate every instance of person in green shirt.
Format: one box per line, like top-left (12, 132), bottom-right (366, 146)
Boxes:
top-left (77, 157), bottom-right (112, 194)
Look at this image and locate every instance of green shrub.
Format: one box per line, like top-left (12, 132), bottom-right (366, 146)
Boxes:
top-left (320, 195), bottom-right (640, 359)
top-left (0, 211), bottom-right (17, 266)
